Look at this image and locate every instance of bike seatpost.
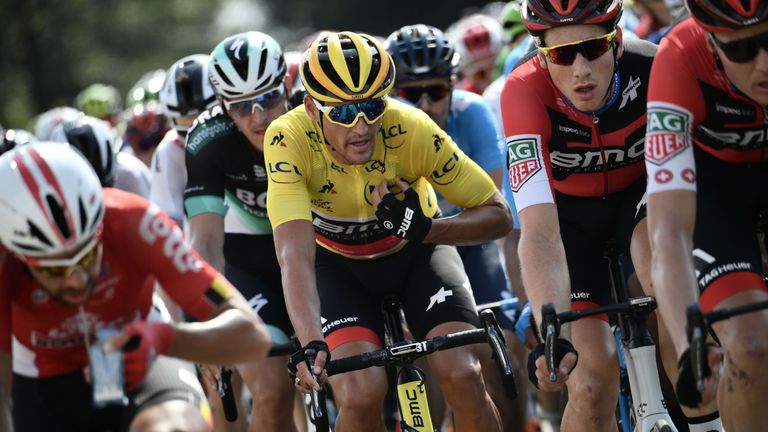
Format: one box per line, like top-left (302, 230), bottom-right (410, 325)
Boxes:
top-left (686, 303), bottom-right (708, 391)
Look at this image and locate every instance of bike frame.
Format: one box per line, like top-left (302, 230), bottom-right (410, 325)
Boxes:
top-left (606, 245), bottom-right (677, 432)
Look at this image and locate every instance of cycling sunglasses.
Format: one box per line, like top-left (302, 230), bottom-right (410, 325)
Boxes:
top-left (539, 30), bottom-right (617, 66)
top-left (24, 238), bottom-right (101, 279)
top-left (313, 97), bottom-right (388, 128)
top-left (710, 30), bottom-right (768, 63)
top-left (223, 86), bottom-right (286, 118)
top-left (396, 84), bottom-right (451, 104)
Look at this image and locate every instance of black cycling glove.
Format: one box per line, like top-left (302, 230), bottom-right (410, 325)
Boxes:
top-left (676, 347), bottom-right (712, 408)
top-left (288, 340), bottom-right (330, 383)
top-left (375, 186), bottom-right (432, 243)
top-left (527, 338), bottom-right (579, 389)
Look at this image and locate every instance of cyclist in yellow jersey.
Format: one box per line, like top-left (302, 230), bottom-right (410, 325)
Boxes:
top-left (264, 31), bottom-right (513, 432)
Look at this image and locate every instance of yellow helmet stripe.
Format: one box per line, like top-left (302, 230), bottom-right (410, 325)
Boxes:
top-left (307, 36), bottom-right (348, 102)
top-left (364, 37), bottom-right (392, 100)
top-left (345, 32), bottom-right (373, 93)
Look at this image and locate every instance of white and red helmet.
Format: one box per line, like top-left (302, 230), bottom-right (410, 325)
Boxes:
top-left (447, 14), bottom-right (504, 76)
top-left (0, 142), bottom-right (104, 260)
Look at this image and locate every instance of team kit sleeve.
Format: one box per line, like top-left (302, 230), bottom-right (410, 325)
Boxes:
top-left (500, 71), bottom-right (555, 212)
top-left (644, 35), bottom-right (704, 195)
top-left (183, 130), bottom-right (228, 219)
top-left (130, 197), bottom-right (236, 320)
top-left (409, 108), bottom-right (497, 209)
top-left (264, 117), bottom-right (314, 229)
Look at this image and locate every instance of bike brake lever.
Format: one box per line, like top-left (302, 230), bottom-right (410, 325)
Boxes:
top-left (686, 303), bottom-right (707, 391)
top-left (541, 303), bottom-right (559, 382)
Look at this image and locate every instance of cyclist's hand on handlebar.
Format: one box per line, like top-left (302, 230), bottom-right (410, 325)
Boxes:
top-left (528, 339), bottom-right (578, 392)
top-left (676, 345), bottom-right (723, 408)
top-left (288, 340), bottom-right (330, 393)
top-left (372, 179), bottom-right (432, 243)
top-left (196, 363), bottom-right (222, 391)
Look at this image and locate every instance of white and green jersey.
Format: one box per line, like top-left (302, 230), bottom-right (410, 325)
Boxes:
top-left (184, 105), bottom-right (271, 235)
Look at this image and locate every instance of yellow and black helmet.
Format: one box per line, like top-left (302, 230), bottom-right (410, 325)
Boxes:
top-left (301, 31), bottom-right (395, 104)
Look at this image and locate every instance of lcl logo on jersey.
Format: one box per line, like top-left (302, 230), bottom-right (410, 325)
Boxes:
top-left (506, 135), bottom-right (543, 192)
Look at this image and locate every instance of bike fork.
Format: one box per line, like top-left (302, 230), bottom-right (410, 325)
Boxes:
top-left (624, 345), bottom-right (677, 432)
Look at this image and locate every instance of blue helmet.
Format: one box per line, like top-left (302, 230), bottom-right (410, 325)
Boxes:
top-left (385, 24), bottom-right (459, 83)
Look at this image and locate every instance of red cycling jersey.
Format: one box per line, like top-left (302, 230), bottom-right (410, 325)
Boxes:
top-left (501, 39), bottom-right (656, 211)
top-left (0, 188), bottom-right (235, 378)
top-left (646, 18), bottom-right (768, 194)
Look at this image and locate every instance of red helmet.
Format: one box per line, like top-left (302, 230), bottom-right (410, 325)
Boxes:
top-left (522, 0), bottom-right (623, 36)
top-left (686, 0), bottom-right (768, 33)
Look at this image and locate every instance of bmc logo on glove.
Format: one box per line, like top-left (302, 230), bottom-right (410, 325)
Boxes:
top-left (397, 208), bottom-right (414, 237)
top-left (375, 183), bottom-right (432, 244)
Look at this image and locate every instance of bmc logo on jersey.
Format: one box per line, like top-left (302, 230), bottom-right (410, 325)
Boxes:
top-left (506, 136), bottom-right (542, 192)
top-left (139, 204), bottom-right (203, 273)
top-left (645, 105), bottom-right (691, 165)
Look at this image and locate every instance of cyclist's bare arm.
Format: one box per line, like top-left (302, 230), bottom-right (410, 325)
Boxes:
top-left (488, 167), bottom-right (504, 191)
top-left (426, 190), bottom-right (512, 245)
top-left (647, 189), bottom-right (698, 356)
top-left (273, 219), bottom-right (322, 344)
top-left (371, 178), bottom-right (512, 245)
top-left (188, 213), bottom-right (226, 273)
top-left (107, 290), bottom-right (270, 364)
top-left (273, 219), bottom-right (326, 389)
top-left (518, 203), bottom-right (570, 329)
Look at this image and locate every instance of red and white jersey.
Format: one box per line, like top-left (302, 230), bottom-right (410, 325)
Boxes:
top-left (0, 188), bottom-right (235, 378)
top-left (645, 18), bottom-right (768, 194)
top-left (501, 39), bottom-right (656, 212)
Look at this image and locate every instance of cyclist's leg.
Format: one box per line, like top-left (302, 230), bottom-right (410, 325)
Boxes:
top-left (559, 214), bottom-right (619, 432)
top-left (693, 203), bottom-right (768, 429)
top-left (224, 259), bottom-right (298, 432)
top-left (316, 247), bottom-right (388, 431)
top-left (403, 244), bottom-right (502, 432)
top-left (128, 357), bottom-right (212, 431)
top-left (458, 242), bottom-right (526, 431)
top-left (684, 154), bottom-right (768, 430)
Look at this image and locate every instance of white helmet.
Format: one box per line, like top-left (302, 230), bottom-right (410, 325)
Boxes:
top-left (208, 31), bottom-right (286, 99)
top-left (0, 142), bottom-right (104, 259)
top-left (50, 116), bottom-right (117, 187)
top-left (34, 106), bottom-right (83, 141)
top-left (160, 54), bottom-right (217, 129)
top-left (447, 14), bottom-right (504, 76)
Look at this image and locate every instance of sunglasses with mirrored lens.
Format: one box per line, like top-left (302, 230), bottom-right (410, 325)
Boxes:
top-left (28, 242), bottom-right (100, 278)
top-left (539, 30), bottom-right (617, 66)
top-left (396, 84), bottom-right (452, 104)
top-left (711, 31), bottom-right (768, 63)
top-left (224, 86), bottom-right (286, 118)
top-left (313, 98), bottom-right (388, 127)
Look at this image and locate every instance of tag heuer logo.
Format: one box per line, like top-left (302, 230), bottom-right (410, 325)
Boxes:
top-left (506, 137), bottom-right (542, 192)
top-left (645, 107), bottom-right (690, 165)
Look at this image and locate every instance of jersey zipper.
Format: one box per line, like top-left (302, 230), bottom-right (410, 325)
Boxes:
top-left (592, 114), bottom-right (609, 197)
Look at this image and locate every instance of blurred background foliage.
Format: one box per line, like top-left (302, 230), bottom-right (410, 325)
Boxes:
top-left (0, 0), bottom-right (490, 130)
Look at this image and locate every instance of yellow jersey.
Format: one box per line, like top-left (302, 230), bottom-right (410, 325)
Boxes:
top-left (264, 98), bottom-right (496, 259)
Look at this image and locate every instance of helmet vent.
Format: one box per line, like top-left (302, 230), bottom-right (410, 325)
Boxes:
top-left (89, 203), bottom-right (103, 233)
top-left (258, 49), bottom-right (268, 83)
top-left (214, 64), bottom-right (234, 88)
top-left (45, 194), bottom-right (71, 240)
top-left (27, 220), bottom-right (53, 248)
top-left (78, 197), bottom-right (88, 234)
